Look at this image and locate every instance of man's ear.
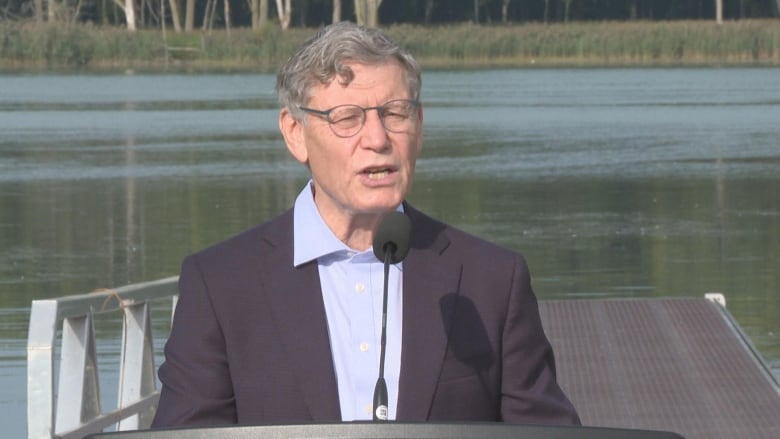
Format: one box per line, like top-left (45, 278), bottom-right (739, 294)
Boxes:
top-left (279, 108), bottom-right (308, 164)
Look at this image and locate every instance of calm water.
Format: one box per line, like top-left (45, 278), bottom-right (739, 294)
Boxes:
top-left (1, 68), bottom-right (779, 436)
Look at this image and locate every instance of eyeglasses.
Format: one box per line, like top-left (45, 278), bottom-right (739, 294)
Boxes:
top-left (299, 99), bottom-right (420, 138)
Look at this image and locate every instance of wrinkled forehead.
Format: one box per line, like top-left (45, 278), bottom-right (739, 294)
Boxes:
top-left (303, 59), bottom-right (415, 105)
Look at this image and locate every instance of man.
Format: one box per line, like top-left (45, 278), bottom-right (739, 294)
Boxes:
top-left (152, 21), bottom-right (579, 427)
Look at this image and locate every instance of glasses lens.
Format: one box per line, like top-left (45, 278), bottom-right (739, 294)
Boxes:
top-left (328, 105), bottom-right (365, 137)
top-left (381, 100), bottom-right (418, 133)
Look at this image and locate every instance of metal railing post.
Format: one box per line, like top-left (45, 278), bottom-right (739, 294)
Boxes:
top-left (55, 314), bottom-right (102, 434)
top-left (117, 302), bottom-right (158, 430)
top-left (26, 276), bottom-right (179, 438)
top-left (27, 300), bottom-right (59, 439)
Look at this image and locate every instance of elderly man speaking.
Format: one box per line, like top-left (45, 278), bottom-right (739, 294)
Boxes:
top-left (152, 21), bottom-right (579, 427)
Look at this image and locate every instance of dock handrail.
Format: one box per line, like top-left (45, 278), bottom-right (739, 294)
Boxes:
top-left (27, 276), bottom-right (179, 439)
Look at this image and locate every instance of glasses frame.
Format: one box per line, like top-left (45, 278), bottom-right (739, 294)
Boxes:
top-left (298, 99), bottom-right (421, 138)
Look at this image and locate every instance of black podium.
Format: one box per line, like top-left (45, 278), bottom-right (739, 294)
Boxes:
top-left (87, 422), bottom-right (685, 438)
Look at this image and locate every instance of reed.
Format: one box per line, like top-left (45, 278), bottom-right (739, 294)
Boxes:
top-left (389, 20), bottom-right (780, 67)
top-left (1, 20), bottom-right (778, 71)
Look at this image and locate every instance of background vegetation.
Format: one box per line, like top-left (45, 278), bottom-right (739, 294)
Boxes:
top-left (1, 1), bottom-right (779, 71)
top-left (1, 19), bottom-right (778, 71)
top-left (2, 0), bottom-right (779, 30)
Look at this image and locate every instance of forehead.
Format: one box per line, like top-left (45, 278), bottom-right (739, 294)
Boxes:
top-left (308, 61), bottom-right (409, 107)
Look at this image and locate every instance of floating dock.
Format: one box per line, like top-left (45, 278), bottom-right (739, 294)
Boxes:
top-left (28, 280), bottom-right (780, 438)
top-left (540, 297), bottom-right (780, 439)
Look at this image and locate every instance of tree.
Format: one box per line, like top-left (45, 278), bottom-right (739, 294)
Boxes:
top-left (260, 0), bottom-right (268, 27)
top-left (34, 0), bottom-right (44, 22)
top-left (563, 0), bottom-right (573, 22)
top-left (275, 0), bottom-right (291, 29)
top-left (333, 0), bottom-right (342, 23)
top-left (168, 0), bottom-right (182, 32)
top-left (424, 0), bottom-right (435, 24)
top-left (249, 0), bottom-right (269, 30)
top-left (185, 0), bottom-right (194, 30)
top-left (354, 0), bottom-right (381, 26)
top-left (202, 0), bottom-right (217, 30)
top-left (112, 0), bottom-right (137, 30)
top-left (543, 0), bottom-right (550, 23)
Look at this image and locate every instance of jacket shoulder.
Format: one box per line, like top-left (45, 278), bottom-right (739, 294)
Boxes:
top-left (187, 208), bottom-right (293, 267)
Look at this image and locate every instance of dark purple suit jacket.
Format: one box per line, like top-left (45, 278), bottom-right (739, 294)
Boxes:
top-left (152, 205), bottom-right (579, 427)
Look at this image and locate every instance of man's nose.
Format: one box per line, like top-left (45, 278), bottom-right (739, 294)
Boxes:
top-left (360, 109), bottom-right (390, 149)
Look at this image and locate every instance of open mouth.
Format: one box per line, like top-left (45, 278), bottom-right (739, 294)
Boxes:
top-left (363, 167), bottom-right (394, 180)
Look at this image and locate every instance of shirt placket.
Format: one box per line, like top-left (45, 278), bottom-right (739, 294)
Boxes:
top-left (347, 256), bottom-right (378, 418)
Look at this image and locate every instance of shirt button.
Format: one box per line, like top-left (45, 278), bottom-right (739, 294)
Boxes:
top-left (359, 342), bottom-right (370, 352)
top-left (355, 283), bottom-right (366, 294)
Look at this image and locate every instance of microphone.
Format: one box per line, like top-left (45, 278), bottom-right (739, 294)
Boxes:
top-left (371, 211), bottom-right (411, 421)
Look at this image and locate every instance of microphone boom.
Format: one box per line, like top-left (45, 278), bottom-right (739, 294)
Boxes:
top-left (371, 211), bottom-right (411, 421)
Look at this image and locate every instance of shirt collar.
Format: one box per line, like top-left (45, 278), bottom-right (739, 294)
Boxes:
top-left (292, 180), bottom-right (404, 267)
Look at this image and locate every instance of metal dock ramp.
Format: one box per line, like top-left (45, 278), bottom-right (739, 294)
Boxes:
top-left (539, 297), bottom-right (780, 439)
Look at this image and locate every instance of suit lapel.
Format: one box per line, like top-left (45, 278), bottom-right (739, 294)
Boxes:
top-left (260, 211), bottom-right (341, 421)
top-left (397, 207), bottom-right (461, 420)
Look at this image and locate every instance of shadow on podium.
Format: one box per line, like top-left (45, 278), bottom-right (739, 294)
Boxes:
top-left (86, 422), bottom-right (686, 438)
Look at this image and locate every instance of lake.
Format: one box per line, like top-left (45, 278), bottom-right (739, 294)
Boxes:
top-left (1, 68), bottom-right (779, 437)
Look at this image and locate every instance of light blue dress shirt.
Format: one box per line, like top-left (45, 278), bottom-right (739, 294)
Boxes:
top-left (292, 182), bottom-right (403, 421)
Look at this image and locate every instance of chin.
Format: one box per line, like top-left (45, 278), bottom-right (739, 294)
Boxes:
top-left (356, 200), bottom-right (403, 215)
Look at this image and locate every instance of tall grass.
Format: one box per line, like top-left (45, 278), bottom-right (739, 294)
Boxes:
top-left (1, 20), bottom-right (778, 71)
top-left (389, 20), bottom-right (780, 67)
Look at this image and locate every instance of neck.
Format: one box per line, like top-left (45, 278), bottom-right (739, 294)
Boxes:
top-left (308, 184), bottom-right (400, 251)
top-left (324, 212), bottom-right (382, 252)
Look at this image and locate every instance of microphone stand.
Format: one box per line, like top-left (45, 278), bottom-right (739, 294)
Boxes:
top-left (372, 243), bottom-right (395, 421)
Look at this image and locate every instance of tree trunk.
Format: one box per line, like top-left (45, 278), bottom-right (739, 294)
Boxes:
top-left (368, 0), bottom-right (381, 26)
top-left (224, 0), bottom-right (231, 34)
top-left (355, 0), bottom-right (364, 24)
top-left (73, 0), bottom-right (85, 23)
top-left (250, 0), bottom-right (259, 29)
top-left (564, 0), bottom-right (572, 23)
top-left (48, 0), bottom-right (57, 21)
top-left (543, 0), bottom-right (549, 23)
top-left (259, 0), bottom-right (269, 28)
top-left (423, 0), bottom-right (434, 24)
top-left (202, 0), bottom-right (214, 30)
top-left (501, 0), bottom-right (510, 23)
top-left (185, 0), bottom-right (195, 31)
top-left (112, 0), bottom-right (137, 30)
top-left (34, 0), bottom-right (44, 22)
top-left (333, 0), bottom-right (341, 23)
top-left (138, 0), bottom-right (145, 27)
top-left (275, 0), bottom-right (291, 30)
top-left (168, 0), bottom-right (182, 32)
top-left (715, 0), bottom-right (723, 24)
top-left (125, 0), bottom-right (137, 30)
top-left (354, 0), bottom-right (381, 27)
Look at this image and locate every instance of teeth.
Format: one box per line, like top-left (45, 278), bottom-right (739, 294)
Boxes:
top-left (367, 170), bottom-right (389, 179)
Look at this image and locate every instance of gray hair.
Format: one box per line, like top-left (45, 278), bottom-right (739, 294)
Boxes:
top-left (276, 21), bottom-right (421, 119)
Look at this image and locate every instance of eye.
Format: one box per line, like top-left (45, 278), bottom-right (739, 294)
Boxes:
top-left (329, 106), bottom-right (363, 125)
top-left (383, 102), bottom-right (413, 120)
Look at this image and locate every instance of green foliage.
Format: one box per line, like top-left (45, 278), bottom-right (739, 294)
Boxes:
top-left (0, 22), bottom-right (95, 67)
top-left (1, 20), bottom-right (779, 71)
top-left (388, 20), bottom-right (780, 67)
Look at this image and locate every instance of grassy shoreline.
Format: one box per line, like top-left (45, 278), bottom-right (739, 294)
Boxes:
top-left (2, 20), bottom-right (779, 72)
